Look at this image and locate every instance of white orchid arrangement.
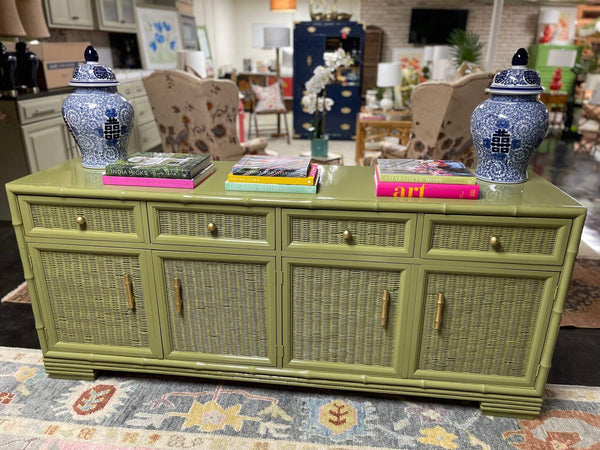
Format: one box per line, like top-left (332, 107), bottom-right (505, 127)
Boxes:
top-left (301, 48), bottom-right (353, 139)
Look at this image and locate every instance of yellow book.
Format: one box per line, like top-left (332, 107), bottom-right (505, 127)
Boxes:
top-left (227, 164), bottom-right (319, 185)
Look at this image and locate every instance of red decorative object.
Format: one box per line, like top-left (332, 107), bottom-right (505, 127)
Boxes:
top-left (539, 24), bottom-right (554, 43)
top-left (549, 68), bottom-right (563, 91)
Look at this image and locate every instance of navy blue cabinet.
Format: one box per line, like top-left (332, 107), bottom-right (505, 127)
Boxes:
top-left (293, 21), bottom-right (364, 140)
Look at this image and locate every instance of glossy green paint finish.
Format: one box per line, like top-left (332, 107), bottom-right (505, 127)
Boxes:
top-left (5, 158), bottom-right (587, 419)
top-left (6, 159), bottom-right (585, 216)
top-left (147, 202), bottom-right (277, 250)
top-left (408, 263), bottom-right (560, 388)
top-left (152, 250), bottom-right (278, 367)
top-left (422, 214), bottom-right (571, 266)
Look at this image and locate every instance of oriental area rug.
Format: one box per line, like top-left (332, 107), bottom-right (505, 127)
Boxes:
top-left (0, 347), bottom-right (599, 449)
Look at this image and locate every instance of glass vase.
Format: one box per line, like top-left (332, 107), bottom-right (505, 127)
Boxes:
top-left (311, 137), bottom-right (329, 157)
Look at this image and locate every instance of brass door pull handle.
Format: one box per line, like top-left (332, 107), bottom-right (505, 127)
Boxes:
top-left (434, 292), bottom-right (444, 330)
top-left (207, 222), bottom-right (217, 233)
top-left (381, 289), bottom-right (389, 327)
top-left (174, 277), bottom-right (182, 313)
top-left (342, 229), bottom-right (352, 241)
top-left (124, 274), bottom-right (135, 311)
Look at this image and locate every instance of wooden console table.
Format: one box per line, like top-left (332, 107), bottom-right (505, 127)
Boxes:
top-left (7, 160), bottom-right (586, 418)
top-left (355, 117), bottom-right (412, 164)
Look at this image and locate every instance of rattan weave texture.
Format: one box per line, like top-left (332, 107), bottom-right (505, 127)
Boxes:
top-left (40, 250), bottom-right (150, 348)
top-left (163, 258), bottom-right (269, 357)
top-left (30, 204), bottom-right (137, 234)
top-left (431, 223), bottom-right (557, 256)
top-left (291, 217), bottom-right (407, 248)
top-left (158, 210), bottom-right (268, 242)
top-left (290, 264), bottom-right (404, 367)
top-left (418, 271), bottom-right (545, 377)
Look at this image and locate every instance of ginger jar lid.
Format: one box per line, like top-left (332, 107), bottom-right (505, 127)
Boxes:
top-left (486, 48), bottom-right (543, 95)
top-left (69, 45), bottom-right (119, 87)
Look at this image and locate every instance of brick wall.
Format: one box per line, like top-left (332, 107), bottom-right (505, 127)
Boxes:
top-left (360, 0), bottom-right (540, 71)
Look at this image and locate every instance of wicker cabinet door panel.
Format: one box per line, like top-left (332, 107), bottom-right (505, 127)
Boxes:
top-left (283, 259), bottom-right (411, 377)
top-left (30, 244), bottom-right (161, 357)
top-left (155, 251), bottom-right (277, 367)
top-left (409, 265), bottom-right (558, 386)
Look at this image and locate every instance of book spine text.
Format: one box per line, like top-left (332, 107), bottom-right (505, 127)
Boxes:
top-left (225, 181), bottom-right (317, 193)
top-left (375, 179), bottom-right (479, 199)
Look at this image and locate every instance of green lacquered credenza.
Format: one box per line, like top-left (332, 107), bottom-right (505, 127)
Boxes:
top-left (6, 159), bottom-right (586, 418)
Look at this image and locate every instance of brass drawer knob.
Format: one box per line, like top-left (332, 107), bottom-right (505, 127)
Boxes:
top-left (207, 222), bottom-right (217, 233)
top-left (342, 230), bottom-right (352, 241)
top-left (75, 215), bottom-right (86, 228)
top-left (490, 235), bottom-right (500, 248)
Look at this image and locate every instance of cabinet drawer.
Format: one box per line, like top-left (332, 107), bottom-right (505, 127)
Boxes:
top-left (18, 196), bottom-right (146, 243)
top-left (422, 215), bottom-right (571, 265)
top-left (282, 209), bottom-right (416, 257)
top-left (135, 97), bottom-right (155, 125)
top-left (119, 81), bottom-right (146, 100)
top-left (149, 203), bottom-right (276, 249)
top-left (18, 95), bottom-right (64, 124)
top-left (137, 121), bottom-right (160, 151)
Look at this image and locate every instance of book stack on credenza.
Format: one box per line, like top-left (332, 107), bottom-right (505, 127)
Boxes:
top-left (102, 152), bottom-right (215, 188)
top-left (374, 159), bottom-right (479, 199)
top-left (225, 155), bottom-right (321, 194)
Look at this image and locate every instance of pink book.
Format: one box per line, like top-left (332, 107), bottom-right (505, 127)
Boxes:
top-left (374, 167), bottom-right (479, 199)
top-left (103, 165), bottom-right (215, 189)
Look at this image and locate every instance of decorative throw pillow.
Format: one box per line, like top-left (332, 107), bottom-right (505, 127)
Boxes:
top-left (251, 82), bottom-right (285, 112)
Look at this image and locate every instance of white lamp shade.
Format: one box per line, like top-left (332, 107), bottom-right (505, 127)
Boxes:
top-left (263, 27), bottom-right (290, 49)
top-left (539, 9), bottom-right (560, 24)
top-left (433, 45), bottom-right (451, 61)
top-left (423, 46), bottom-right (435, 62)
top-left (16, 0), bottom-right (50, 38)
top-left (377, 62), bottom-right (402, 87)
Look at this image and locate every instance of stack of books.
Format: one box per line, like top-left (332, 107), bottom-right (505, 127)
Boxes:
top-left (374, 159), bottom-right (479, 199)
top-left (102, 152), bottom-right (215, 188)
top-left (225, 155), bottom-right (321, 194)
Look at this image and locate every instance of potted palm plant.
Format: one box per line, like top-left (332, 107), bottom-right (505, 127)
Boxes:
top-left (447, 29), bottom-right (483, 77)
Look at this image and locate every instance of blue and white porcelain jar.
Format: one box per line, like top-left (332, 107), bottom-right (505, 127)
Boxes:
top-left (62, 46), bottom-right (134, 169)
top-left (471, 48), bottom-right (549, 183)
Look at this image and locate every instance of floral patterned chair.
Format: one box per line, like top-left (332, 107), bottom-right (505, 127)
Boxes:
top-left (362, 72), bottom-right (494, 168)
top-left (142, 70), bottom-right (270, 161)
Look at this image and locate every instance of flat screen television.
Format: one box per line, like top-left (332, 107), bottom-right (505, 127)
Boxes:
top-left (408, 9), bottom-right (469, 44)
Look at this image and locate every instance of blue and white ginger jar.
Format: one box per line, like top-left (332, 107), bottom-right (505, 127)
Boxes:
top-left (471, 48), bottom-right (549, 183)
top-left (62, 46), bottom-right (134, 169)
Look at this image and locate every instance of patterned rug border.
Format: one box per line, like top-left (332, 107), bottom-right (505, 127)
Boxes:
top-left (0, 346), bottom-right (599, 449)
top-left (0, 281), bottom-right (28, 304)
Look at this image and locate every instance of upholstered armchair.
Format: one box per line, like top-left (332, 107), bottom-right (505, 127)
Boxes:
top-left (362, 72), bottom-right (494, 167)
top-left (142, 70), bottom-right (269, 161)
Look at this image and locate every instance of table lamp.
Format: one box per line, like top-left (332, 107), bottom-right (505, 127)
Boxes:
top-left (15, 0), bottom-right (51, 94)
top-left (263, 26), bottom-right (290, 80)
top-left (0, 0), bottom-right (26, 97)
top-left (377, 62), bottom-right (402, 111)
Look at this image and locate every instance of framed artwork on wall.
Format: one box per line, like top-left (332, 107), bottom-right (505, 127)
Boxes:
top-left (135, 4), bottom-right (182, 69)
top-left (196, 25), bottom-right (214, 76)
top-left (180, 14), bottom-right (199, 50)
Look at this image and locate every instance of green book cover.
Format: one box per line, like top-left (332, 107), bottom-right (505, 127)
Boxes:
top-left (376, 159), bottom-right (476, 184)
top-left (105, 152), bottom-right (212, 179)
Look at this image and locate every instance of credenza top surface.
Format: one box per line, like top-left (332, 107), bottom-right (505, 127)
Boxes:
top-left (6, 159), bottom-right (585, 218)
